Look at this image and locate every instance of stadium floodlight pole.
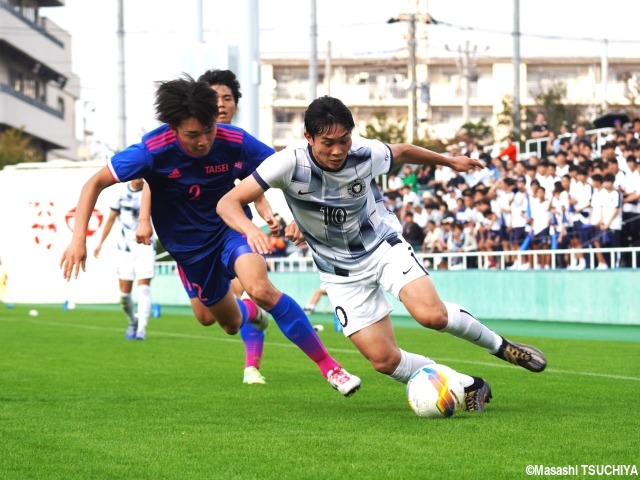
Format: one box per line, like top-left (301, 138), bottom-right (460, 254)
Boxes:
top-left (388, 10), bottom-right (432, 144)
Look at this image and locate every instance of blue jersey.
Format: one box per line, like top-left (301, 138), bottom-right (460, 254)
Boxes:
top-left (108, 123), bottom-right (275, 265)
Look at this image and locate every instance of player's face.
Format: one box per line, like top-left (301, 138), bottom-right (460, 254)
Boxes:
top-left (212, 84), bottom-right (237, 124)
top-left (172, 117), bottom-right (216, 156)
top-left (304, 124), bottom-right (352, 170)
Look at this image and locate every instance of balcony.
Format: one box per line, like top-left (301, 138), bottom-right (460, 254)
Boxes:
top-left (0, 2), bottom-right (71, 76)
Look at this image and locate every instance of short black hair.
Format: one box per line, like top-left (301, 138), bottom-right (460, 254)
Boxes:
top-left (198, 69), bottom-right (242, 105)
top-left (304, 96), bottom-right (356, 138)
top-left (155, 75), bottom-right (218, 129)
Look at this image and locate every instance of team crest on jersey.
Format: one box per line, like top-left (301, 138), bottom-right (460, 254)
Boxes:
top-left (347, 179), bottom-right (367, 198)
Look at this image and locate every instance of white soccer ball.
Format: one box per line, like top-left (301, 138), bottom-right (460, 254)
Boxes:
top-left (406, 364), bottom-right (465, 418)
top-left (28, 309), bottom-right (39, 317)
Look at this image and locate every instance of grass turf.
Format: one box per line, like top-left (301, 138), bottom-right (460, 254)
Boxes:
top-left (1, 304), bottom-right (639, 480)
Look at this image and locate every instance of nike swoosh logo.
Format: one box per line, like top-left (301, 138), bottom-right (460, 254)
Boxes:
top-left (402, 266), bottom-right (414, 275)
top-left (297, 189), bottom-right (316, 195)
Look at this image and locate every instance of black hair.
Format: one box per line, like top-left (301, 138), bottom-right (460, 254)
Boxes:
top-left (304, 96), bottom-right (356, 138)
top-left (198, 69), bottom-right (242, 105)
top-left (155, 75), bottom-right (218, 128)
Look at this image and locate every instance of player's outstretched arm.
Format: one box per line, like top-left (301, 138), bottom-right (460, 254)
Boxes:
top-left (136, 182), bottom-right (154, 245)
top-left (94, 209), bottom-right (118, 258)
top-left (389, 144), bottom-right (482, 172)
top-left (60, 167), bottom-right (116, 280)
top-left (217, 176), bottom-right (272, 255)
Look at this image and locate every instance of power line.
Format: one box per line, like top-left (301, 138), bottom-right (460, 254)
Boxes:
top-left (431, 17), bottom-right (640, 45)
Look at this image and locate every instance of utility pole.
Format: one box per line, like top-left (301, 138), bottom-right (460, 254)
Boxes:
top-left (388, 9), bottom-right (431, 144)
top-left (512, 0), bottom-right (521, 136)
top-left (601, 39), bottom-right (609, 111)
top-left (324, 40), bottom-right (332, 96)
top-left (446, 40), bottom-right (486, 125)
top-left (309, 0), bottom-right (318, 100)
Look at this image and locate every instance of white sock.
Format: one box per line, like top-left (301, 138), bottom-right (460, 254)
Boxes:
top-left (441, 302), bottom-right (502, 353)
top-left (388, 349), bottom-right (435, 384)
top-left (136, 284), bottom-right (151, 333)
top-left (457, 371), bottom-right (475, 388)
top-left (120, 293), bottom-right (134, 323)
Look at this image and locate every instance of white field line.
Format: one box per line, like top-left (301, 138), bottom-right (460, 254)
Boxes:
top-left (5, 317), bottom-right (640, 383)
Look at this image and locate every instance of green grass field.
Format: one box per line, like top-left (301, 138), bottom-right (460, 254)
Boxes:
top-left (1, 304), bottom-right (639, 480)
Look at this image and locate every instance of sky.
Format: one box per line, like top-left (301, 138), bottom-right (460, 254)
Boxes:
top-left (43, 0), bottom-right (640, 154)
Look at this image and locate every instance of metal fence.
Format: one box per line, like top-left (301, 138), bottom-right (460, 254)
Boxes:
top-left (155, 246), bottom-right (639, 275)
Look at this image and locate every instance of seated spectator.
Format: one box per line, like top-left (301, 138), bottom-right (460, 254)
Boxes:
top-left (434, 217), bottom-right (454, 269)
top-left (412, 204), bottom-right (428, 230)
top-left (400, 184), bottom-right (421, 209)
top-left (402, 211), bottom-right (425, 250)
top-left (385, 172), bottom-right (404, 194)
top-left (446, 222), bottom-right (478, 270)
top-left (421, 220), bottom-right (443, 261)
top-left (401, 165), bottom-right (418, 193)
top-left (476, 200), bottom-right (502, 269)
top-left (493, 135), bottom-right (518, 162)
top-left (416, 164), bottom-right (435, 191)
top-left (424, 201), bottom-right (443, 225)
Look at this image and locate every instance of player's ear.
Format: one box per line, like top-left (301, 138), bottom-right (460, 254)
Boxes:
top-left (304, 131), bottom-right (314, 145)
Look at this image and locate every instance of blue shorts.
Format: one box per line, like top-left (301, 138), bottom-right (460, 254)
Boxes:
top-left (509, 227), bottom-right (527, 244)
top-left (177, 231), bottom-right (253, 306)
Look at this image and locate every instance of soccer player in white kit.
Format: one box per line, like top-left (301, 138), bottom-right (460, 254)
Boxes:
top-left (94, 178), bottom-right (155, 340)
top-left (218, 96), bottom-right (547, 412)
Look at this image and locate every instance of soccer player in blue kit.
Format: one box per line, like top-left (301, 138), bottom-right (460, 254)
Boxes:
top-left (60, 77), bottom-right (361, 397)
top-left (218, 96), bottom-right (547, 412)
top-left (136, 69), bottom-right (270, 385)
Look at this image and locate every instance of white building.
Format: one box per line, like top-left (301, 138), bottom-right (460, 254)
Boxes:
top-left (260, 55), bottom-right (640, 150)
top-left (0, 0), bottom-right (80, 160)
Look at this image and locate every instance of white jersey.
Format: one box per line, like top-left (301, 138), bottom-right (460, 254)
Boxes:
top-left (254, 137), bottom-right (396, 275)
top-left (109, 183), bottom-right (155, 251)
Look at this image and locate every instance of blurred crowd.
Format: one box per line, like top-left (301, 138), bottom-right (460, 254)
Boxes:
top-left (382, 115), bottom-right (640, 271)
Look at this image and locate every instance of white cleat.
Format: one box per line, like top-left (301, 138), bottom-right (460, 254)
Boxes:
top-left (326, 367), bottom-right (361, 397)
top-left (243, 366), bottom-right (266, 385)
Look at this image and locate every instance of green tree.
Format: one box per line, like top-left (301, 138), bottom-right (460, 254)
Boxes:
top-left (361, 111), bottom-right (406, 144)
top-left (458, 117), bottom-right (494, 146)
top-left (0, 127), bottom-right (40, 169)
top-left (496, 94), bottom-right (527, 141)
top-left (361, 112), bottom-right (408, 174)
top-left (527, 81), bottom-right (586, 136)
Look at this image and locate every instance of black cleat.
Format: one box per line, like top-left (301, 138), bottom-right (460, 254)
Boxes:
top-left (463, 377), bottom-right (492, 412)
top-left (494, 337), bottom-right (547, 372)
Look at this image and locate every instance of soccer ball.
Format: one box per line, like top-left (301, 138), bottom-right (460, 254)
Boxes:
top-left (406, 364), bottom-right (464, 418)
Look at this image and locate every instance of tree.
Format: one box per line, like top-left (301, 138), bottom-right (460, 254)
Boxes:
top-left (361, 111), bottom-right (406, 144)
top-left (0, 127), bottom-right (40, 169)
top-left (527, 81), bottom-right (586, 136)
top-left (458, 117), bottom-right (494, 146)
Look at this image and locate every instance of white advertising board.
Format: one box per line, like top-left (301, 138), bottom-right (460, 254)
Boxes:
top-left (0, 160), bottom-right (121, 304)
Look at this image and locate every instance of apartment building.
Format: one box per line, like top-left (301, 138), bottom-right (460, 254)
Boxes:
top-left (0, 0), bottom-right (79, 160)
top-left (260, 55), bottom-right (640, 150)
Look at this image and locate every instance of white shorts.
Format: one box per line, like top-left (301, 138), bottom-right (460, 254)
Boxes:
top-left (116, 243), bottom-right (156, 281)
top-left (319, 237), bottom-right (428, 337)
